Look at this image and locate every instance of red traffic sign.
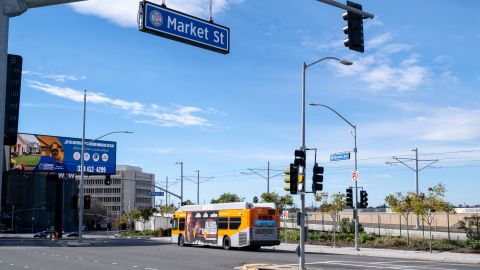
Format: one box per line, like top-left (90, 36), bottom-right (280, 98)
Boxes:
top-left (352, 170), bottom-right (359, 181)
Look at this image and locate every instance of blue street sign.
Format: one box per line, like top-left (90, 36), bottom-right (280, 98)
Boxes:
top-left (148, 191), bottom-right (165, 196)
top-left (139, 1), bottom-right (230, 54)
top-left (330, 152), bottom-right (351, 161)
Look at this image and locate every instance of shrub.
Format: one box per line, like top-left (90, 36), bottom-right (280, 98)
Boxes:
top-left (359, 233), bottom-right (376, 244)
top-left (280, 229), bottom-right (300, 242)
top-left (410, 238), bottom-right (429, 250)
top-left (466, 239), bottom-right (480, 251)
top-left (339, 218), bottom-right (364, 234)
top-left (432, 239), bottom-right (463, 251)
top-left (308, 231), bottom-right (330, 242)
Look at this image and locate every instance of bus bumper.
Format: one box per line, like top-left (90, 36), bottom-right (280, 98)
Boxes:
top-left (250, 240), bottom-right (280, 246)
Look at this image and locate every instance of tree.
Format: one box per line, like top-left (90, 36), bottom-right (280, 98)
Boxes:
top-left (411, 183), bottom-right (451, 253)
top-left (182, 200), bottom-right (194, 206)
top-left (253, 196), bottom-right (259, 203)
top-left (316, 192), bottom-right (346, 247)
top-left (385, 192), bottom-right (415, 245)
top-left (120, 209), bottom-right (141, 231)
top-left (84, 200), bottom-right (107, 230)
top-left (159, 205), bottom-right (176, 215)
top-left (140, 207), bottom-right (158, 230)
top-left (259, 192), bottom-right (293, 211)
top-left (211, 193), bottom-right (243, 204)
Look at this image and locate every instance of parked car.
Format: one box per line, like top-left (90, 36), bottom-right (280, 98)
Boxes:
top-left (1, 228), bottom-right (17, 234)
top-left (66, 232), bottom-right (79, 237)
top-left (33, 231), bottom-right (48, 238)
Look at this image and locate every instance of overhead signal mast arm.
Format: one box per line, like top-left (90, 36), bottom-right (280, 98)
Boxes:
top-left (315, 0), bottom-right (375, 19)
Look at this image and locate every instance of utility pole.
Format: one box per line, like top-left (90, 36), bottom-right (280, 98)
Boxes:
top-left (244, 161), bottom-right (283, 194)
top-left (175, 162), bottom-right (183, 204)
top-left (165, 176), bottom-right (168, 206)
top-left (191, 170), bottom-right (213, 205)
top-left (195, 170), bottom-right (200, 205)
top-left (389, 148), bottom-right (438, 228)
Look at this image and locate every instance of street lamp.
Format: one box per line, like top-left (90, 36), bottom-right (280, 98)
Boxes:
top-left (310, 102), bottom-right (359, 251)
top-left (298, 57), bottom-right (352, 270)
top-left (78, 90), bottom-right (133, 243)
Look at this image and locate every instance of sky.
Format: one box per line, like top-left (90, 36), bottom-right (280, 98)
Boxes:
top-left (7, 0), bottom-right (480, 207)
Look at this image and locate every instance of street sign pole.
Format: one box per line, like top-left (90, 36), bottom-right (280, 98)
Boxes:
top-left (353, 126), bottom-right (359, 251)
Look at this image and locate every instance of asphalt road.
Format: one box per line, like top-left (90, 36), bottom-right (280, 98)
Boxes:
top-left (0, 238), bottom-right (478, 270)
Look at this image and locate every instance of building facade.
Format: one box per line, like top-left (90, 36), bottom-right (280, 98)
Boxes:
top-left (81, 165), bottom-right (155, 219)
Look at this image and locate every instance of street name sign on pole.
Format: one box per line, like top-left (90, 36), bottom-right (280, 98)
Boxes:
top-left (138, 1), bottom-right (230, 54)
top-left (148, 191), bottom-right (165, 196)
top-left (352, 170), bottom-right (359, 182)
top-left (330, 152), bottom-right (351, 161)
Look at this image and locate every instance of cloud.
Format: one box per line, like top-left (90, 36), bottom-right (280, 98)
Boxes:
top-left (368, 33), bottom-right (392, 49)
top-left (70, 0), bottom-right (244, 28)
top-left (27, 80), bottom-right (216, 127)
top-left (363, 106), bottom-right (480, 142)
top-left (23, 70), bottom-right (86, 82)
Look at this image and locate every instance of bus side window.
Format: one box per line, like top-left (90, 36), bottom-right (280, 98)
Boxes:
top-left (218, 217), bottom-right (228, 229)
top-left (179, 218), bottom-right (185, 231)
top-left (229, 217), bottom-right (241, 230)
top-left (172, 219), bottom-right (179, 230)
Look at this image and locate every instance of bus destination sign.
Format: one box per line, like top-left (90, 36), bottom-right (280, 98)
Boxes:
top-left (138, 1), bottom-right (230, 54)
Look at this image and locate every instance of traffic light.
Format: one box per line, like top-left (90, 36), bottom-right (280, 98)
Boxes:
top-left (284, 163), bottom-right (298, 195)
top-left (84, 195), bottom-right (91, 210)
top-left (346, 187), bottom-right (353, 208)
top-left (342, 1), bottom-right (364, 53)
top-left (4, 54), bottom-right (23, 146)
top-left (70, 195), bottom-right (78, 209)
top-left (312, 163), bottom-right (324, 193)
top-left (359, 190), bottom-right (368, 208)
top-left (294, 149), bottom-right (306, 167)
top-left (104, 174), bottom-right (112, 185)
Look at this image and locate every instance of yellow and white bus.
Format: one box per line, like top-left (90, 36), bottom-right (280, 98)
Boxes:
top-left (171, 202), bottom-right (280, 250)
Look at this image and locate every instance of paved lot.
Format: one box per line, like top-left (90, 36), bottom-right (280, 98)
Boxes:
top-left (0, 237), bottom-right (478, 270)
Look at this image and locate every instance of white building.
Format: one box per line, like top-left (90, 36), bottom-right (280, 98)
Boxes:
top-left (81, 165), bottom-right (155, 218)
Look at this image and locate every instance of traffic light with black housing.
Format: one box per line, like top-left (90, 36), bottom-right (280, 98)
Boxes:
top-left (284, 163), bottom-right (298, 195)
top-left (84, 195), bottom-right (91, 210)
top-left (346, 187), bottom-right (353, 208)
top-left (342, 1), bottom-right (364, 53)
top-left (4, 54), bottom-right (23, 146)
top-left (359, 190), bottom-right (368, 208)
top-left (105, 174), bottom-right (112, 185)
top-left (294, 149), bottom-right (306, 167)
top-left (70, 195), bottom-right (78, 209)
top-left (312, 163), bottom-right (324, 193)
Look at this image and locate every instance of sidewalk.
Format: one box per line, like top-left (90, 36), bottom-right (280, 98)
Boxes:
top-left (266, 243), bottom-right (480, 264)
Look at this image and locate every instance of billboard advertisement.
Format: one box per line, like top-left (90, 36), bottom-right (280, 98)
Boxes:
top-left (10, 133), bottom-right (116, 174)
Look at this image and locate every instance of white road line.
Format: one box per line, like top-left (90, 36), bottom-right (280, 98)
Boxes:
top-left (132, 266), bottom-right (138, 268)
top-left (305, 261), bottom-right (415, 270)
top-left (24, 266), bottom-right (29, 269)
top-left (112, 262), bottom-right (118, 265)
top-left (94, 260), bottom-right (99, 263)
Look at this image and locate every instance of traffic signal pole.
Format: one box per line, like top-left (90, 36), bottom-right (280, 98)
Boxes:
top-left (299, 62), bottom-right (307, 270)
top-left (0, 0), bottom-right (87, 238)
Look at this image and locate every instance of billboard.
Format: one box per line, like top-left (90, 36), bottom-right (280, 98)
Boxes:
top-left (10, 133), bottom-right (116, 174)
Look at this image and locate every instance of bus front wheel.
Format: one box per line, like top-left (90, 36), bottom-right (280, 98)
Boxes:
top-left (223, 236), bottom-right (231, 250)
top-left (178, 235), bottom-right (185, 246)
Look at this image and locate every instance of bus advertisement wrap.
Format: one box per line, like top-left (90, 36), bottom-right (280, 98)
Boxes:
top-left (10, 133), bottom-right (116, 174)
top-left (186, 211), bottom-right (219, 245)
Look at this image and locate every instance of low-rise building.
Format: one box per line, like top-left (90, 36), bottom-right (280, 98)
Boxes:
top-left (81, 165), bottom-right (155, 218)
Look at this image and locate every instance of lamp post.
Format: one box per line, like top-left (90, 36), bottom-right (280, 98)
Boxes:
top-left (310, 103), bottom-right (359, 251)
top-left (78, 90), bottom-right (133, 242)
top-left (299, 57), bottom-right (352, 270)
